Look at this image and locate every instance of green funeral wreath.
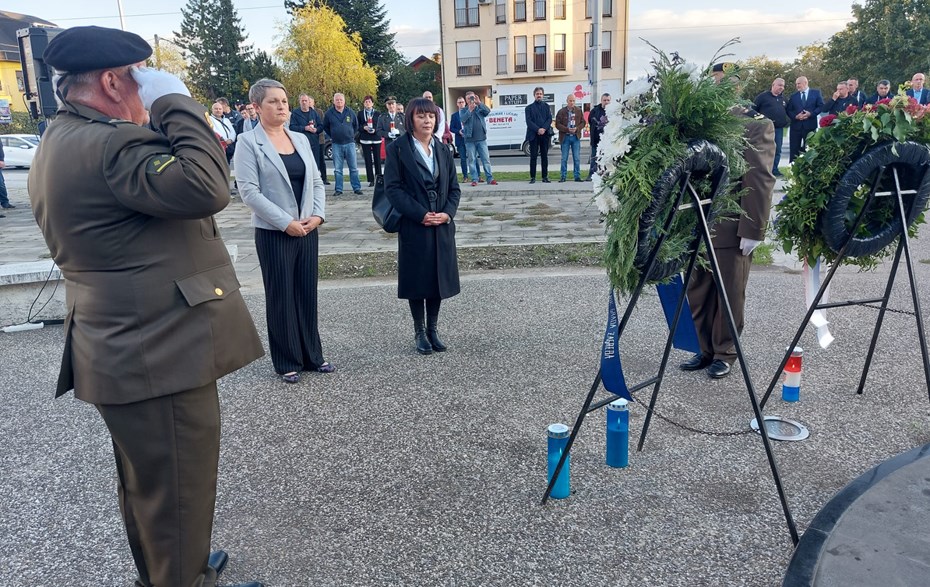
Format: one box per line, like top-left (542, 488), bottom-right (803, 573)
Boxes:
top-left (774, 94), bottom-right (930, 270)
top-left (592, 43), bottom-right (748, 295)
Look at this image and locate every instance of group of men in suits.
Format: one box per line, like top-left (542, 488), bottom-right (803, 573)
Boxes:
top-left (773, 72), bottom-right (930, 163)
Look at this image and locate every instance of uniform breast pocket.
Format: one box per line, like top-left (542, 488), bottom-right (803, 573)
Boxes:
top-left (201, 217), bottom-right (221, 240)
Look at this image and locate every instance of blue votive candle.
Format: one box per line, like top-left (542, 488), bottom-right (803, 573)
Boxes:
top-left (547, 423), bottom-right (570, 499)
top-left (606, 398), bottom-right (629, 468)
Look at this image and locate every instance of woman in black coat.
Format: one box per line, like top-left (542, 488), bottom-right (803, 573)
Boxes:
top-left (383, 97), bottom-right (461, 354)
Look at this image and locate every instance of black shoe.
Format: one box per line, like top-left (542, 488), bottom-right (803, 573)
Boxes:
top-left (558, 178), bottom-right (566, 183)
top-left (1, 204), bottom-right (15, 209)
top-left (414, 319), bottom-right (433, 355)
top-left (209, 550), bottom-right (229, 575)
top-left (707, 360), bottom-right (732, 379)
top-left (0, 214), bottom-right (5, 218)
top-left (353, 189), bottom-right (364, 195)
top-left (323, 180), bottom-right (331, 185)
top-left (368, 181), bottom-right (375, 187)
top-left (281, 372), bottom-right (300, 384)
top-left (679, 354), bottom-right (713, 371)
top-left (415, 331), bottom-right (433, 355)
top-left (574, 177), bottom-right (583, 182)
top-left (529, 178), bottom-right (536, 184)
top-left (426, 329), bottom-right (447, 352)
top-left (541, 178), bottom-right (551, 183)
top-left (334, 191), bottom-right (343, 196)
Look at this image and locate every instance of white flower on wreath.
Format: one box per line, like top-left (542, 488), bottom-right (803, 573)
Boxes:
top-left (593, 178), bottom-right (619, 215)
top-left (620, 76), bottom-right (652, 103)
top-left (680, 61), bottom-right (702, 83)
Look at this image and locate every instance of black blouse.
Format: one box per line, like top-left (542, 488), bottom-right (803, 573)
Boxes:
top-left (279, 151), bottom-right (306, 210)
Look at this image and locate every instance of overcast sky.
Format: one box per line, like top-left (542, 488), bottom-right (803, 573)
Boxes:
top-left (6, 1), bottom-right (854, 75)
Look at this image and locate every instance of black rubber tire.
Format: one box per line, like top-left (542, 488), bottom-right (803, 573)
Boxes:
top-left (822, 141), bottom-right (930, 258)
top-left (634, 140), bottom-right (730, 281)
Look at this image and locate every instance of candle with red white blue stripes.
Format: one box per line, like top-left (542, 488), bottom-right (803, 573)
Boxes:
top-left (782, 347), bottom-right (803, 402)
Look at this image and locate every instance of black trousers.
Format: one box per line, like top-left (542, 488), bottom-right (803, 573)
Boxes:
top-left (312, 139), bottom-right (328, 181)
top-left (788, 125), bottom-right (811, 162)
top-left (96, 381), bottom-right (221, 587)
top-left (255, 227), bottom-right (324, 374)
top-left (361, 142), bottom-right (382, 181)
top-left (528, 134), bottom-right (550, 179)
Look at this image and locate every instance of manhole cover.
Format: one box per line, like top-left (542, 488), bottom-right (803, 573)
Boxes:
top-left (749, 416), bottom-right (809, 441)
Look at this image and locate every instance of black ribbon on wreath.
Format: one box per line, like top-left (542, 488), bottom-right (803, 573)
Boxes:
top-left (822, 141), bottom-right (930, 258)
top-left (633, 140), bottom-right (730, 281)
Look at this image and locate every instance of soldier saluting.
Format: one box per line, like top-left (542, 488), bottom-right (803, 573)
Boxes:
top-left (30, 26), bottom-right (265, 587)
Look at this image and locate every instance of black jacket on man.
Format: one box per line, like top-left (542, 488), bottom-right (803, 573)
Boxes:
top-left (822, 95), bottom-right (855, 115)
top-left (865, 92), bottom-right (896, 105)
top-left (753, 91), bottom-right (789, 128)
top-left (524, 99), bottom-right (552, 142)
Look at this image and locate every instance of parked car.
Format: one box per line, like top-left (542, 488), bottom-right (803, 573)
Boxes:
top-left (1, 134), bottom-right (40, 168)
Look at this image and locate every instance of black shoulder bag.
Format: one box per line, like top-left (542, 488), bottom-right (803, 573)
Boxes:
top-left (372, 175), bottom-right (402, 233)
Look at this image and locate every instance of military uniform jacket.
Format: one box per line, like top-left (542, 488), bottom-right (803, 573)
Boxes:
top-left (29, 95), bottom-right (264, 404)
top-left (712, 108), bottom-right (776, 248)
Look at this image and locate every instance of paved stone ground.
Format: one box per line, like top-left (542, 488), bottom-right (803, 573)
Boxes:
top-left (3, 171), bottom-right (930, 586)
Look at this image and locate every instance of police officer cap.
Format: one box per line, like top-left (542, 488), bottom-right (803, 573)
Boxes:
top-left (43, 26), bottom-right (152, 74)
top-left (711, 62), bottom-right (740, 80)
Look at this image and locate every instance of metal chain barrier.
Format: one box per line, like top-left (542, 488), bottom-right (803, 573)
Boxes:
top-left (853, 302), bottom-right (916, 317)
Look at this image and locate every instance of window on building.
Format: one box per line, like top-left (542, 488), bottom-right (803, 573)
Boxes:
top-left (553, 34), bottom-right (566, 71)
top-left (601, 31), bottom-right (612, 68)
top-left (533, 35), bottom-right (547, 72)
top-left (497, 37), bottom-right (508, 74)
top-left (514, 0), bottom-right (526, 22)
top-left (455, 0), bottom-right (479, 27)
top-left (553, 0), bottom-right (566, 19)
top-left (585, 0), bottom-right (612, 17)
top-left (495, 0), bottom-right (506, 23)
top-left (457, 40), bottom-right (482, 76)
top-left (514, 36), bottom-right (527, 73)
top-left (534, 0), bottom-right (545, 20)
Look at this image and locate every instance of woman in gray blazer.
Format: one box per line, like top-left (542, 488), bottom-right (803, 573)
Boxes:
top-left (234, 79), bottom-right (335, 383)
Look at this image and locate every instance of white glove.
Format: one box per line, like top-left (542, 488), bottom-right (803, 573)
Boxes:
top-left (740, 238), bottom-right (762, 256)
top-left (130, 66), bottom-right (191, 110)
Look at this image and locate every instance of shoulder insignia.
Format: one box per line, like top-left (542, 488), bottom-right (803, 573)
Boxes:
top-left (204, 111), bottom-right (213, 128)
top-left (146, 155), bottom-right (177, 175)
top-left (754, 113), bottom-right (766, 120)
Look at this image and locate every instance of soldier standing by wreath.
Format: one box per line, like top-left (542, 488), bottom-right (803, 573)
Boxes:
top-left (680, 62), bottom-right (776, 379)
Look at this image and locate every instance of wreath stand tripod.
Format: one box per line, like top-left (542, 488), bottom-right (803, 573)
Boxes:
top-left (759, 142), bottom-right (930, 411)
top-left (541, 141), bottom-right (799, 546)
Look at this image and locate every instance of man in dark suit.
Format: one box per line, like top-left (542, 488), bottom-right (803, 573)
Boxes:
top-left (865, 79), bottom-right (895, 105)
top-left (31, 26), bottom-right (264, 587)
top-left (906, 73), bottom-right (930, 104)
top-left (525, 86), bottom-right (553, 183)
top-left (786, 75), bottom-right (824, 162)
top-left (681, 64), bottom-right (776, 379)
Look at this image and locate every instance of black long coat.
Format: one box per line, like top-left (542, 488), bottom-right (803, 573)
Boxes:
top-left (384, 133), bottom-right (461, 300)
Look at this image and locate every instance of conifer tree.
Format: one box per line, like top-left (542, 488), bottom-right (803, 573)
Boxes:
top-left (175, 0), bottom-right (252, 101)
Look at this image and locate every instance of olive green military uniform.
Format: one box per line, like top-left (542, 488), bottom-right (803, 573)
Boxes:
top-left (688, 109), bottom-right (776, 364)
top-left (29, 94), bottom-right (264, 586)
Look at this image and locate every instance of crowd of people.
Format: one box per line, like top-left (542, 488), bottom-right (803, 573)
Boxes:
top-left (753, 72), bottom-right (930, 173)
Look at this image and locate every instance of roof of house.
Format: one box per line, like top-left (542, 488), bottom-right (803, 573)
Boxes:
top-left (0, 11), bottom-right (58, 63)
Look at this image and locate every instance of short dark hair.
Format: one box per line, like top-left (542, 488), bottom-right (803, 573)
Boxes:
top-left (405, 97), bottom-right (440, 134)
top-left (216, 97), bottom-right (230, 106)
top-left (533, 86), bottom-right (544, 94)
top-left (878, 79), bottom-right (891, 87)
top-left (364, 95), bottom-right (374, 103)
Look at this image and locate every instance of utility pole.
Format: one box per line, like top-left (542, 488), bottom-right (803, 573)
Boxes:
top-left (590, 0), bottom-right (601, 104)
top-left (117, 0), bottom-right (126, 30)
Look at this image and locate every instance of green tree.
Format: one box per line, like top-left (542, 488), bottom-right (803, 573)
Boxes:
top-left (822, 0), bottom-right (930, 90)
top-left (276, 3), bottom-right (377, 109)
top-left (738, 56), bottom-right (793, 101)
top-left (789, 42), bottom-right (830, 94)
top-left (378, 58), bottom-right (442, 108)
top-left (241, 50), bottom-right (282, 95)
top-left (285, 0), bottom-right (400, 69)
top-left (175, 0), bottom-right (252, 102)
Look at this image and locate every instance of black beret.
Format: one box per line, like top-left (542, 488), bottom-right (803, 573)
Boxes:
top-left (43, 26), bottom-right (152, 74)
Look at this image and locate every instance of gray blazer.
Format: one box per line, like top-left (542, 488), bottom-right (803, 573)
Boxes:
top-left (234, 123), bottom-right (325, 231)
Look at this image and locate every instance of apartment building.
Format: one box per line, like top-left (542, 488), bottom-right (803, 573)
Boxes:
top-left (438, 0), bottom-right (628, 148)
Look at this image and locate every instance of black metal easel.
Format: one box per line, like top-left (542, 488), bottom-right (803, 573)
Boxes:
top-left (759, 158), bottom-right (930, 411)
top-left (541, 155), bottom-right (800, 546)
